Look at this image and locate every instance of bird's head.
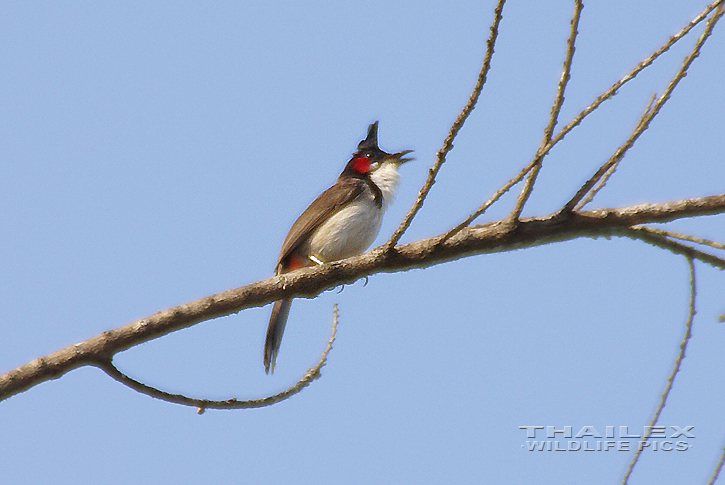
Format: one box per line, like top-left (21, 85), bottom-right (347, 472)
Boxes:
top-left (344, 121), bottom-right (413, 177)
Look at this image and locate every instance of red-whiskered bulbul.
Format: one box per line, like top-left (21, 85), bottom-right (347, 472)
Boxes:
top-left (264, 121), bottom-right (413, 373)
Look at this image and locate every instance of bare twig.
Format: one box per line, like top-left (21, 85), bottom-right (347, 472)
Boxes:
top-left (99, 304), bottom-right (339, 410)
top-left (706, 439), bottom-right (725, 485)
top-left (510, 0), bottom-right (583, 221)
top-left (563, 3), bottom-right (725, 212)
top-left (541, 0), bottom-right (582, 146)
top-left (621, 257), bottom-right (696, 484)
top-left (573, 94), bottom-right (656, 210)
top-left (440, 158), bottom-right (537, 242)
top-left (631, 225), bottom-right (725, 252)
top-left (624, 226), bottom-right (725, 270)
top-left (384, 0), bottom-right (506, 249)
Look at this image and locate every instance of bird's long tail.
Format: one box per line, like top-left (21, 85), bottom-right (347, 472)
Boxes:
top-left (264, 298), bottom-right (292, 374)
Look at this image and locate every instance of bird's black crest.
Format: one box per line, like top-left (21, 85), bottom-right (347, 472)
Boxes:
top-left (357, 121), bottom-right (379, 151)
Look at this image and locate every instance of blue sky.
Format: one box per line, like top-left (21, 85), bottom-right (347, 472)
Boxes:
top-left (1, 1), bottom-right (724, 483)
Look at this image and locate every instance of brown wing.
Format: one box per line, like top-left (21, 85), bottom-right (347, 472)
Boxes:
top-left (276, 177), bottom-right (367, 271)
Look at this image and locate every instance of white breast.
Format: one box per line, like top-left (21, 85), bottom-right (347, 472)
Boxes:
top-left (307, 196), bottom-right (383, 262)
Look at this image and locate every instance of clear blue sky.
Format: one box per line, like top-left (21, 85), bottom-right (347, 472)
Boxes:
top-left (1, 1), bottom-right (724, 483)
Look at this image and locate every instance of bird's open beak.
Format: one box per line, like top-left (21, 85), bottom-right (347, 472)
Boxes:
top-left (388, 149), bottom-right (414, 164)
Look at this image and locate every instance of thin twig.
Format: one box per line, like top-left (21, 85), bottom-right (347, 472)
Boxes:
top-left (563, 3), bottom-right (725, 212)
top-left (383, 0), bottom-right (506, 250)
top-left (621, 257), bottom-right (696, 484)
top-left (574, 94), bottom-right (656, 210)
top-left (509, 0), bottom-right (583, 221)
top-left (632, 222), bottom-right (725, 326)
top-left (570, 94), bottom-right (656, 210)
top-left (624, 227), bottom-right (725, 270)
top-left (440, 158), bottom-right (536, 242)
top-left (706, 439), bottom-right (725, 485)
top-left (632, 225), bottom-right (725, 252)
top-left (99, 304), bottom-right (339, 410)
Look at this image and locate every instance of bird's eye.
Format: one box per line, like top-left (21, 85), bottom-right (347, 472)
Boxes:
top-left (365, 152), bottom-right (373, 158)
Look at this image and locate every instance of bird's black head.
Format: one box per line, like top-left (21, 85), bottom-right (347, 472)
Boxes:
top-left (342, 121), bottom-right (413, 177)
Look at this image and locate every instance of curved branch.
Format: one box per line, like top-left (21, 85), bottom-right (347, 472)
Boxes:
top-left (97, 304), bottom-right (339, 410)
top-left (2, 193), bottom-right (724, 403)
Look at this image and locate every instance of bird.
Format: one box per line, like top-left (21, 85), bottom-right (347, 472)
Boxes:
top-left (264, 121), bottom-right (413, 373)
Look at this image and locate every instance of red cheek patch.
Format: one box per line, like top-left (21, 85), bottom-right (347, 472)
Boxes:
top-left (351, 157), bottom-right (370, 174)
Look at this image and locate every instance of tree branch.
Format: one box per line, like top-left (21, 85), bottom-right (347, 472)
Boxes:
top-left (2, 193), bottom-right (724, 403)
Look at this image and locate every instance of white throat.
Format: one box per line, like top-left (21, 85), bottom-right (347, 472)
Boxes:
top-left (369, 162), bottom-right (401, 211)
